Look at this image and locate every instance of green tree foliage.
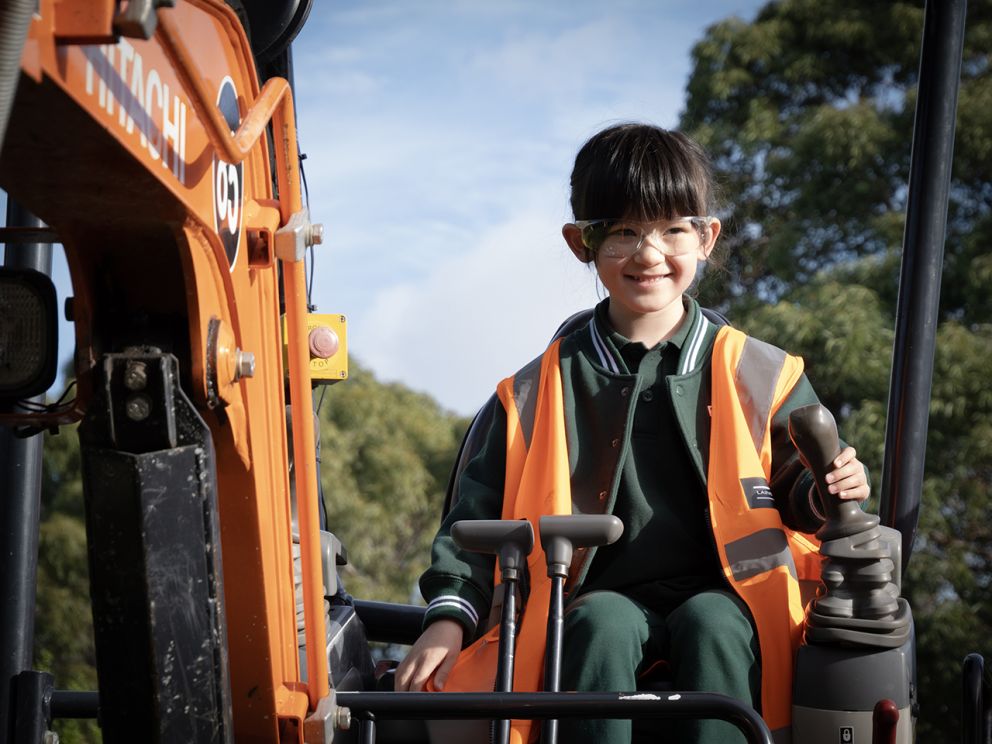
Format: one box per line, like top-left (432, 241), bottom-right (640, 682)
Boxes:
top-left (687, 0), bottom-right (990, 315)
top-left (681, 1), bottom-right (991, 740)
top-left (319, 361), bottom-right (470, 603)
top-left (37, 424), bottom-right (100, 743)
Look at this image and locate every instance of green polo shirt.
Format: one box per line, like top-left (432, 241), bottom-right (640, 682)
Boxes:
top-left (579, 300), bottom-right (724, 613)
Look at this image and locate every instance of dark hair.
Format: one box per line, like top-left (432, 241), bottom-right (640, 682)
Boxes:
top-left (569, 123), bottom-right (717, 221)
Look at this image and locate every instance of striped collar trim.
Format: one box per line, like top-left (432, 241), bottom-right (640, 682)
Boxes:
top-left (587, 302), bottom-right (711, 376)
top-left (678, 309), bottom-right (711, 375)
top-left (587, 316), bottom-right (620, 374)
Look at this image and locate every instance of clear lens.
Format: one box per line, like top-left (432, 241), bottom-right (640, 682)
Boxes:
top-left (579, 220), bottom-right (615, 252)
top-left (580, 217), bottom-right (709, 258)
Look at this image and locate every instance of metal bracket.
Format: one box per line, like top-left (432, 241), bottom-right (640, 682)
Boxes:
top-left (102, 349), bottom-right (178, 453)
top-left (304, 690), bottom-right (351, 744)
top-left (275, 208), bottom-right (324, 263)
top-left (113, 0), bottom-right (177, 40)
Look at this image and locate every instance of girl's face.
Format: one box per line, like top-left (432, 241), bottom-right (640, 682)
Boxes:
top-left (563, 216), bottom-right (720, 336)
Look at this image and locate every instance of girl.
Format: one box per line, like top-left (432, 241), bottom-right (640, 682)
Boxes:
top-left (395, 123), bottom-right (869, 744)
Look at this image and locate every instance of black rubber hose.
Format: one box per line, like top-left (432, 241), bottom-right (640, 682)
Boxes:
top-left (0, 0), bottom-right (35, 152)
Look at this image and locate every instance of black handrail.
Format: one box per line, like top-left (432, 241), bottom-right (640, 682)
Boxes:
top-left (879, 0), bottom-right (968, 570)
top-left (47, 685), bottom-right (777, 744)
top-left (336, 690), bottom-right (774, 744)
top-left (50, 690), bottom-right (100, 720)
top-left (962, 653), bottom-right (990, 744)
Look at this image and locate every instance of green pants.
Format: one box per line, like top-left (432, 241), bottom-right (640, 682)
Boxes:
top-left (558, 589), bottom-right (760, 744)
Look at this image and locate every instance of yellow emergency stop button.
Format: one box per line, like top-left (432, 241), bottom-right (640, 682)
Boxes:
top-left (282, 313), bottom-right (348, 383)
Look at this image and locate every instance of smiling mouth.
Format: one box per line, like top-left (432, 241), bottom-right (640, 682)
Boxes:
top-left (626, 274), bottom-right (669, 285)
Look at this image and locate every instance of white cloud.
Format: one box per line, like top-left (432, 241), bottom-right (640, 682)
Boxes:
top-left (355, 209), bottom-right (601, 415)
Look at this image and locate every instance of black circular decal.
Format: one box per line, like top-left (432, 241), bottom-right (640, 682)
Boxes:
top-left (214, 77), bottom-right (244, 270)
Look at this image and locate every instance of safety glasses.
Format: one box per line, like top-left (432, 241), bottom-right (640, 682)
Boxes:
top-left (572, 216), bottom-right (713, 258)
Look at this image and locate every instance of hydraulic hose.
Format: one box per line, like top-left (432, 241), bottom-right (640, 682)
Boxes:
top-left (0, 0), bottom-right (34, 152)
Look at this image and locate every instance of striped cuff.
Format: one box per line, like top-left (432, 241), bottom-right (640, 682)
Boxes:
top-left (424, 594), bottom-right (480, 637)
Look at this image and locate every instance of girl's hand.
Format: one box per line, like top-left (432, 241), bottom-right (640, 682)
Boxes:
top-left (394, 618), bottom-right (464, 692)
top-left (824, 446), bottom-right (870, 502)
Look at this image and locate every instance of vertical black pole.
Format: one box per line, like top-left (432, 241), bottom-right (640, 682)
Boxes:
top-left (541, 574), bottom-right (565, 744)
top-left (961, 653), bottom-right (984, 744)
top-left (0, 201), bottom-right (53, 743)
top-left (879, 0), bottom-right (967, 570)
top-left (494, 576), bottom-right (517, 744)
top-left (359, 717), bottom-right (377, 744)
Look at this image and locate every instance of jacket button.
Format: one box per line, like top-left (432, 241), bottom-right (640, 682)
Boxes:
top-left (598, 491), bottom-right (607, 501)
top-left (621, 386), bottom-right (631, 397)
top-left (642, 390), bottom-right (654, 401)
top-left (611, 438), bottom-right (620, 448)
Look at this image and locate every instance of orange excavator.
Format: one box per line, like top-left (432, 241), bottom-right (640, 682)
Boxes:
top-left (0, 1), bottom-right (983, 743)
top-left (0, 1), bottom-right (337, 740)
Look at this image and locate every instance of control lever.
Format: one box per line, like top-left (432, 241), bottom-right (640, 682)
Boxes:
top-left (789, 404), bottom-right (910, 644)
top-left (538, 514), bottom-right (624, 744)
top-left (788, 404), bottom-right (876, 540)
top-left (451, 519), bottom-right (535, 744)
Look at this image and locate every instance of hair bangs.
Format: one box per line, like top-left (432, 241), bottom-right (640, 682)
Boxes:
top-left (570, 124), bottom-right (713, 221)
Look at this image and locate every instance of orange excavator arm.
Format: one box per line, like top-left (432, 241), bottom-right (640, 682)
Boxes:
top-left (1, 2), bottom-right (330, 740)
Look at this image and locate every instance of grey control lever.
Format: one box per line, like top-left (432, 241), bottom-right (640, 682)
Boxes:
top-left (538, 514), bottom-right (624, 744)
top-left (538, 514), bottom-right (625, 577)
top-left (789, 404), bottom-right (910, 646)
top-left (788, 404), bottom-right (876, 540)
top-left (451, 519), bottom-right (535, 582)
top-left (451, 519), bottom-right (535, 744)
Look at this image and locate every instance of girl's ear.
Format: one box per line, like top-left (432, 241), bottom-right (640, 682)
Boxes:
top-left (563, 223), bottom-right (594, 264)
top-left (697, 217), bottom-right (722, 260)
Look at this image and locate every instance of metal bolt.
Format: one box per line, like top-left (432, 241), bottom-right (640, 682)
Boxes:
top-left (333, 705), bottom-right (352, 731)
top-left (123, 361), bottom-right (149, 391)
top-left (125, 394), bottom-right (152, 422)
top-left (235, 350), bottom-right (256, 380)
top-left (308, 223), bottom-right (324, 247)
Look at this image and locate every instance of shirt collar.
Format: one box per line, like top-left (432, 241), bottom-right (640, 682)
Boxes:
top-left (592, 298), bottom-right (699, 370)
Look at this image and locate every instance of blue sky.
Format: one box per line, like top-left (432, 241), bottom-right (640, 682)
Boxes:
top-left (291, 1), bottom-right (765, 415)
top-left (5, 1), bottom-right (766, 416)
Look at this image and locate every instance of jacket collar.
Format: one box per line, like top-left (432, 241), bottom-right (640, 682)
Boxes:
top-left (584, 297), bottom-right (711, 376)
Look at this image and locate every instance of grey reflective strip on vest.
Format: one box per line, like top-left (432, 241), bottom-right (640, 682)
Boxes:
top-left (735, 337), bottom-right (788, 455)
top-left (513, 356), bottom-right (543, 449)
top-left (724, 527), bottom-right (797, 581)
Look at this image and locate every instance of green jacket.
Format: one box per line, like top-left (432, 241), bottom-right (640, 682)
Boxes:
top-left (421, 299), bottom-right (830, 639)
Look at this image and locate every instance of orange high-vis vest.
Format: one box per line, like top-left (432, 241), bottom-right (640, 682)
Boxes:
top-left (430, 326), bottom-right (820, 743)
